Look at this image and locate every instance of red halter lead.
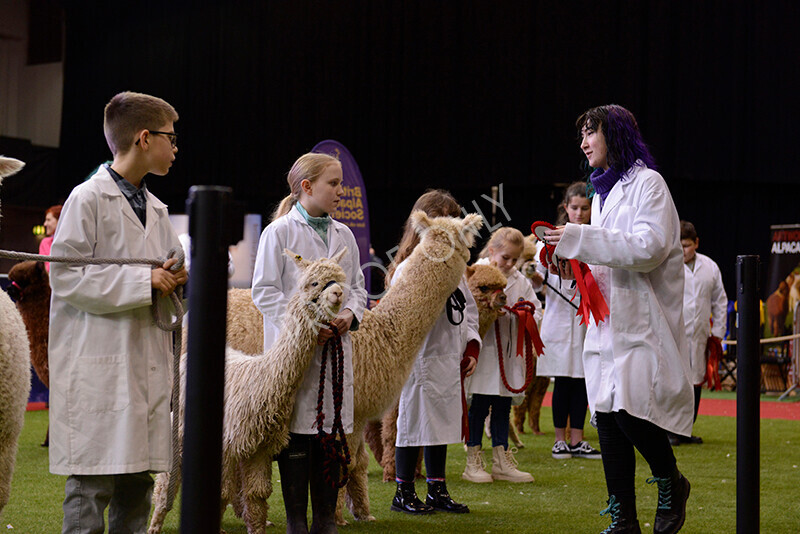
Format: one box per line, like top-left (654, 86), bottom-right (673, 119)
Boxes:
top-left (495, 300), bottom-right (545, 394)
top-left (315, 325), bottom-right (351, 488)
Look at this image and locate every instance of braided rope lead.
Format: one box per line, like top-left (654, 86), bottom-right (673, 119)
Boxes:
top-left (0, 246), bottom-right (186, 509)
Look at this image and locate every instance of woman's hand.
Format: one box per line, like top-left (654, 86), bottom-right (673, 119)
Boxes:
top-left (543, 225), bottom-right (565, 247)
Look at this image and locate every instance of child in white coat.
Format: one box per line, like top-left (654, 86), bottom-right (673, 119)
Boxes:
top-left (673, 220), bottom-right (727, 445)
top-left (463, 227), bottom-right (539, 483)
top-left (545, 105), bottom-right (692, 534)
top-left (252, 152), bottom-right (366, 534)
top-left (538, 182), bottom-right (601, 460)
top-left (389, 189), bottom-right (481, 515)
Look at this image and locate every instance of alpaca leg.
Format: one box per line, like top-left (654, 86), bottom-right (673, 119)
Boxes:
top-left (509, 413), bottom-right (525, 449)
top-left (149, 469), bottom-right (179, 534)
top-left (0, 432), bottom-right (19, 514)
top-left (528, 376), bottom-right (549, 435)
top-left (362, 420), bottom-right (383, 466)
top-left (512, 401), bottom-right (527, 434)
top-left (380, 405), bottom-right (399, 482)
top-left (344, 438), bottom-right (376, 522)
top-left (240, 449), bottom-right (274, 534)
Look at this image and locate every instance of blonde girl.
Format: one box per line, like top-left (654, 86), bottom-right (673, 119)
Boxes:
top-left (252, 152), bottom-right (367, 534)
top-left (463, 228), bottom-right (541, 484)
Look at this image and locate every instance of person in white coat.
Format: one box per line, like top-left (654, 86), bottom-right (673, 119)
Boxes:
top-left (538, 181), bottom-right (601, 461)
top-left (388, 190), bottom-right (481, 516)
top-left (672, 220), bottom-right (727, 445)
top-left (49, 92), bottom-right (187, 533)
top-left (463, 227), bottom-right (539, 483)
top-left (252, 152), bottom-right (366, 534)
top-left (545, 105), bottom-right (692, 534)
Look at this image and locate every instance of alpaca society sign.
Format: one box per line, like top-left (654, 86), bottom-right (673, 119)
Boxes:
top-left (312, 140), bottom-right (372, 292)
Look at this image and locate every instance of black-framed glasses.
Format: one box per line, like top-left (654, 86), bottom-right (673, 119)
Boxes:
top-left (136, 130), bottom-right (177, 148)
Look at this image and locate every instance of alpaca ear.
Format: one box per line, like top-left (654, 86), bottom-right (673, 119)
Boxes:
top-left (458, 213), bottom-right (483, 248)
top-left (465, 265), bottom-right (475, 279)
top-left (0, 156), bottom-right (25, 181)
top-left (284, 248), bottom-right (311, 270)
top-left (410, 210), bottom-right (432, 235)
top-left (330, 247), bottom-right (348, 265)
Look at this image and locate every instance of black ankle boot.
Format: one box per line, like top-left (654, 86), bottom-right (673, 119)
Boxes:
top-left (390, 481), bottom-right (434, 514)
top-left (309, 439), bottom-right (339, 534)
top-left (599, 495), bottom-right (641, 534)
top-left (278, 435), bottom-right (311, 534)
top-left (426, 480), bottom-right (469, 513)
top-left (648, 470), bottom-right (690, 534)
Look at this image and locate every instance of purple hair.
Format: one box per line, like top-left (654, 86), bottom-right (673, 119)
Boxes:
top-left (576, 104), bottom-right (656, 172)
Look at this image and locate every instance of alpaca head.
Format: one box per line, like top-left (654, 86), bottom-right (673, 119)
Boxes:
top-left (515, 234), bottom-right (540, 280)
top-left (285, 248), bottom-right (347, 327)
top-left (410, 211), bottom-right (483, 265)
top-left (7, 261), bottom-right (50, 302)
top-left (0, 156), bottom-right (25, 224)
top-left (466, 262), bottom-right (508, 318)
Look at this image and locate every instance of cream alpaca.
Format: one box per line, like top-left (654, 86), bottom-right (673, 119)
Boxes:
top-left (0, 156), bottom-right (32, 515)
top-left (148, 249), bottom-right (348, 534)
top-left (370, 262), bottom-right (509, 483)
top-left (222, 212), bottom-right (483, 527)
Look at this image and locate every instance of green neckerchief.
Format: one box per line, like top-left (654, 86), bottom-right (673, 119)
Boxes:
top-left (295, 202), bottom-right (330, 246)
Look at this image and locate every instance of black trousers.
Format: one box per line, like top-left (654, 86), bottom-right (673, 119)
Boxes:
top-left (395, 444), bottom-right (447, 482)
top-left (552, 376), bottom-right (589, 430)
top-left (594, 410), bottom-right (676, 501)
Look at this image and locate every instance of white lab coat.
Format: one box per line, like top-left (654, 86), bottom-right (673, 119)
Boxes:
top-left (683, 252), bottom-right (728, 385)
top-left (537, 270), bottom-right (587, 379)
top-left (395, 263), bottom-right (481, 447)
top-left (554, 164), bottom-right (694, 436)
top-left (466, 258), bottom-right (541, 401)
top-left (48, 166), bottom-right (181, 475)
top-left (251, 206), bottom-right (366, 434)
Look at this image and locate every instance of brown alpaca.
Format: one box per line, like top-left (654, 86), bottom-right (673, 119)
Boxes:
top-left (8, 261), bottom-right (50, 388)
top-left (366, 263), bottom-right (509, 482)
top-left (766, 280), bottom-right (790, 337)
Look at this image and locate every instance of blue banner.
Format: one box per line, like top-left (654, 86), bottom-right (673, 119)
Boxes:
top-left (312, 140), bottom-right (372, 293)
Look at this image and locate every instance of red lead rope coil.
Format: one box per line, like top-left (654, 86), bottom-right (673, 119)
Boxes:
top-left (496, 300), bottom-right (545, 394)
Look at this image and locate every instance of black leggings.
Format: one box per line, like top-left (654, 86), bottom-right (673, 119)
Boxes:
top-left (551, 377), bottom-right (588, 430)
top-left (395, 444), bottom-right (447, 482)
top-left (594, 410), bottom-right (676, 501)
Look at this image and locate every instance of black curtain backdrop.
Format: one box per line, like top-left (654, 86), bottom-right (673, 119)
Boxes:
top-left (56, 1), bottom-right (800, 297)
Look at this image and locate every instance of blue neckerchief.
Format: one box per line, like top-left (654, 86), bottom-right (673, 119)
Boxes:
top-left (295, 202), bottom-right (330, 245)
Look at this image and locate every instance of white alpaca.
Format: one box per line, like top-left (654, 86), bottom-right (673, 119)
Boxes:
top-left (148, 248), bottom-right (348, 534)
top-left (0, 156), bottom-right (32, 515)
top-left (220, 212), bottom-right (484, 529)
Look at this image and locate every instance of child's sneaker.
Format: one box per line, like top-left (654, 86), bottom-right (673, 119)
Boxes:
top-left (570, 440), bottom-right (601, 459)
top-left (551, 440), bottom-right (572, 459)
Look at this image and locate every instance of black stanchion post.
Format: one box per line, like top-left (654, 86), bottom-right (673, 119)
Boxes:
top-left (736, 255), bottom-right (760, 534)
top-left (180, 186), bottom-right (238, 533)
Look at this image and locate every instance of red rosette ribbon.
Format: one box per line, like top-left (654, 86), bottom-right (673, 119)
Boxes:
top-left (531, 221), bottom-right (610, 326)
top-left (703, 336), bottom-right (723, 391)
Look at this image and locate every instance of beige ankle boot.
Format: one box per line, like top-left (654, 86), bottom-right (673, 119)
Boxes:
top-left (462, 445), bottom-right (493, 483)
top-left (491, 445), bottom-right (534, 483)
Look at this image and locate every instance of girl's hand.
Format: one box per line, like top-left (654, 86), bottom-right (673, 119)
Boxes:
top-left (330, 309), bottom-right (354, 334)
top-left (317, 327), bottom-right (334, 345)
top-left (548, 258), bottom-right (574, 280)
top-left (462, 355), bottom-right (477, 377)
top-left (543, 225), bottom-right (565, 247)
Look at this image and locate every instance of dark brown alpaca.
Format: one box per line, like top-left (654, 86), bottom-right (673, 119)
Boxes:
top-left (8, 261), bottom-right (51, 446)
top-left (8, 261), bottom-right (50, 387)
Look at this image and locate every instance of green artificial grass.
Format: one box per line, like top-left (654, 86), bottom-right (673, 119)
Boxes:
top-left (2, 408), bottom-right (799, 533)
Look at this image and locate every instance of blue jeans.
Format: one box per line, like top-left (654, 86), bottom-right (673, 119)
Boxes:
top-left (466, 394), bottom-right (512, 448)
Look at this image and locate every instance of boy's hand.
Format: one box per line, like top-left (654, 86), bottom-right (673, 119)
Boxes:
top-left (151, 258), bottom-right (188, 297)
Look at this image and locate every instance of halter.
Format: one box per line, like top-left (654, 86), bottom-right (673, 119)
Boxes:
top-left (311, 279), bottom-right (340, 304)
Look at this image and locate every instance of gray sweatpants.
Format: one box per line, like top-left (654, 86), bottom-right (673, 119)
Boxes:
top-left (62, 472), bottom-right (154, 534)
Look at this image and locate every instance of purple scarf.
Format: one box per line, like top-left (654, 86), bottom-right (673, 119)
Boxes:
top-left (590, 167), bottom-right (623, 204)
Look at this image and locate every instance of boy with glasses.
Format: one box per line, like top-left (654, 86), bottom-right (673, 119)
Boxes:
top-left (49, 91), bottom-right (187, 533)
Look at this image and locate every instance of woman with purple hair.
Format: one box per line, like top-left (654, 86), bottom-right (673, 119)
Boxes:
top-left (544, 105), bottom-right (692, 534)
